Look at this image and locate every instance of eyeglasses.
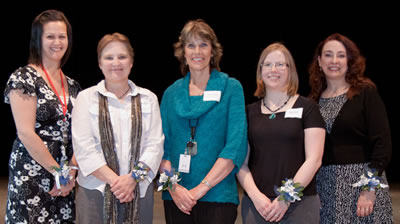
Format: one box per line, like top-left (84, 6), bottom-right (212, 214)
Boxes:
top-left (261, 62), bottom-right (289, 70)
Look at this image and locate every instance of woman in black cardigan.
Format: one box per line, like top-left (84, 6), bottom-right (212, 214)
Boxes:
top-left (309, 33), bottom-right (393, 223)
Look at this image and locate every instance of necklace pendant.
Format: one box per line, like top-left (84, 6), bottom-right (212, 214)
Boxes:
top-left (269, 113), bottom-right (276, 119)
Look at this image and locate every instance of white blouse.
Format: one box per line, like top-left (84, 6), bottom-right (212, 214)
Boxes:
top-left (72, 80), bottom-right (164, 198)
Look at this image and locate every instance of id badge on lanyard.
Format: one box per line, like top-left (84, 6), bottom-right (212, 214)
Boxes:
top-left (178, 119), bottom-right (199, 173)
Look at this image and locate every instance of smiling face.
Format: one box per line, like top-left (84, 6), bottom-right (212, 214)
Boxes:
top-left (261, 50), bottom-right (289, 91)
top-left (184, 36), bottom-right (212, 73)
top-left (41, 21), bottom-right (68, 65)
top-left (99, 41), bottom-right (133, 84)
top-left (318, 40), bottom-right (348, 81)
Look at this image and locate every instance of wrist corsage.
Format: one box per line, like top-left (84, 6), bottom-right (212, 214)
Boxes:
top-left (274, 178), bottom-right (304, 204)
top-left (157, 169), bottom-right (181, 191)
top-left (352, 168), bottom-right (388, 191)
top-left (131, 162), bottom-right (151, 183)
top-left (50, 161), bottom-right (78, 189)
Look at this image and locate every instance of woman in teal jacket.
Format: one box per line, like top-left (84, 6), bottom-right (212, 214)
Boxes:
top-left (158, 19), bottom-right (247, 224)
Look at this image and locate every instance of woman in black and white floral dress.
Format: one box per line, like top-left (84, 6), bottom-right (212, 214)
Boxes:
top-left (4, 10), bottom-right (80, 223)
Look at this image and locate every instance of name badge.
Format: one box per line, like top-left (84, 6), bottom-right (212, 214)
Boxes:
top-left (285, 108), bottom-right (303, 118)
top-left (178, 154), bottom-right (191, 173)
top-left (203, 91), bottom-right (221, 102)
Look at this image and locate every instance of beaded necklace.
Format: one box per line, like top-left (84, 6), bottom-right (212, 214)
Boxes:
top-left (263, 96), bottom-right (292, 119)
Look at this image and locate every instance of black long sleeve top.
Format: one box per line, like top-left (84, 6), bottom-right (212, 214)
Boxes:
top-left (321, 86), bottom-right (392, 176)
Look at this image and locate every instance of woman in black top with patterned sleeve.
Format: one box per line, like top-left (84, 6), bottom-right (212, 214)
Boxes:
top-left (309, 33), bottom-right (393, 223)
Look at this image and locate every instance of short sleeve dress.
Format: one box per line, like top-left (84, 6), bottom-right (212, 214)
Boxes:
top-left (4, 65), bottom-right (81, 224)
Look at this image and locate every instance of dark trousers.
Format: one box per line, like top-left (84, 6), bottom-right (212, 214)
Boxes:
top-left (163, 200), bottom-right (237, 224)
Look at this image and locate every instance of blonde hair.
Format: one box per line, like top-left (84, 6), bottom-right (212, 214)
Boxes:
top-left (254, 43), bottom-right (299, 98)
top-left (97, 32), bottom-right (134, 62)
top-left (174, 19), bottom-right (223, 75)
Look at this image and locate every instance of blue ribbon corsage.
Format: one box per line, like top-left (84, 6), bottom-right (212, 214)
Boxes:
top-left (352, 168), bottom-right (388, 191)
top-left (157, 169), bottom-right (181, 191)
top-left (50, 161), bottom-right (78, 189)
top-left (274, 178), bottom-right (304, 204)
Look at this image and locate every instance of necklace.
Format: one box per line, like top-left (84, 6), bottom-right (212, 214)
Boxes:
top-left (117, 86), bottom-right (131, 99)
top-left (41, 64), bottom-right (69, 145)
top-left (263, 95), bottom-right (292, 119)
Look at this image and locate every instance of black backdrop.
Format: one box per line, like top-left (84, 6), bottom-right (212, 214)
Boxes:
top-left (1, 4), bottom-right (398, 181)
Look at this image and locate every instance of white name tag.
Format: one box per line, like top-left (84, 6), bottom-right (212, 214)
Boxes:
top-left (203, 91), bottom-right (221, 102)
top-left (285, 108), bottom-right (303, 118)
top-left (178, 154), bottom-right (191, 173)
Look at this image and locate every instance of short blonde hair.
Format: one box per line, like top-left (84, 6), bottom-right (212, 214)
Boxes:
top-left (97, 32), bottom-right (134, 63)
top-left (254, 43), bottom-right (299, 98)
top-left (174, 19), bottom-right (223, 75)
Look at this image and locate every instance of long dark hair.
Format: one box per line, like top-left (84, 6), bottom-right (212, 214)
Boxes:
top-left (28, 9), bottom-right (73, 68)
top-left (308, 33), bottom-right (375, 101)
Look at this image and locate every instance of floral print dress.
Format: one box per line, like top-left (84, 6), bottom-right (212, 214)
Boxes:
top-left (4, 65), bottom-right (80, 224)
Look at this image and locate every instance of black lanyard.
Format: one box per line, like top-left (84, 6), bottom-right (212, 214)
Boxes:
top-left (188, 119), bottom-right (199, 141)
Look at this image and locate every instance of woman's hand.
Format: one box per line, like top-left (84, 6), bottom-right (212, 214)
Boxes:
top-left (170, 184), bottom-right (197, 215)
top-left (249, 192), bottom-right (272, 221)
top-left (48, 177), bottom-right (76, 197)
top-left (264, 197), bottom-right (289, 222)
top-left (357, 190), bottom-right (376, 217)
top-left (111, 174), bottom-right (137, 203)
top-left (189, 183), bottom-right (209, 201)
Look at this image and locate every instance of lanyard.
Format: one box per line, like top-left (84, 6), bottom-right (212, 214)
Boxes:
top-left (41, 65), bottom-right (67, 119)
top-left (188, 119), bottom-right (199, 141)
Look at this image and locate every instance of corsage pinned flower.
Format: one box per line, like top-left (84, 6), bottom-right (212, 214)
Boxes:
top-left (131, 162), bottom-right (151, 183)
top-left (352, 168), bottom-right (388, 191)
top-left (274, 178), bottom-right (304, 204)
top-left (157, 169), bottom-right (181, 191)
top-left (50, 161), bottom-right (78, 189)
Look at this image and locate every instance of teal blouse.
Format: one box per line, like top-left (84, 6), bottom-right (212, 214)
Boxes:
top-left (160, 69), bottom-right (247, 204)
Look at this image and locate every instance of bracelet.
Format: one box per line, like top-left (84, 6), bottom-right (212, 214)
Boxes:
top-left (131, 162), bottom-right (151, 183)
top-left (352, 168), bottom-right (388, 191)
top-left (274, 178), bottom-right (304, 204)
top-left (201, 179), bottom-right (213, 189)
top-left (157, 169), bottom-right (181, 191)
top-left (50, 161), bottom-right (78, 189)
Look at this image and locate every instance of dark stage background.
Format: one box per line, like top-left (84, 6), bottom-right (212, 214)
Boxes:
top-left (1, 4), bottom-right (398, 181)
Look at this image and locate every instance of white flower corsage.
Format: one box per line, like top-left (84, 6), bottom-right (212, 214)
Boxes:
top-left (274, 178), bottom-right (304, 204)
top-left (352, 168), bottom-right (388, 191)
top-left (50, 161), bottom-right (78, 189)
top-left (131, 162), bottom-right (151, 183)
top-left (157, 169), bottom-right (181, 191)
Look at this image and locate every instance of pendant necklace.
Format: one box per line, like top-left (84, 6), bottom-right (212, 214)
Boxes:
top-left (41, 65), bottom-right (69, 146)
top-left (263, 95), bottom-right (291, 119)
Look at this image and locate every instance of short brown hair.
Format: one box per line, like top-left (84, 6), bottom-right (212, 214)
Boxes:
top-left (97, 32), bottom-right (134, 63)
top-left (254, 43), bottom-right (299, 98)
top-left (174, 19), bottom-right (223, 75)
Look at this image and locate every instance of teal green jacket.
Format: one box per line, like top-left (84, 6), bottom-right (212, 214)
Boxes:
top-left (160, 69), bottom-right (247, 204)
